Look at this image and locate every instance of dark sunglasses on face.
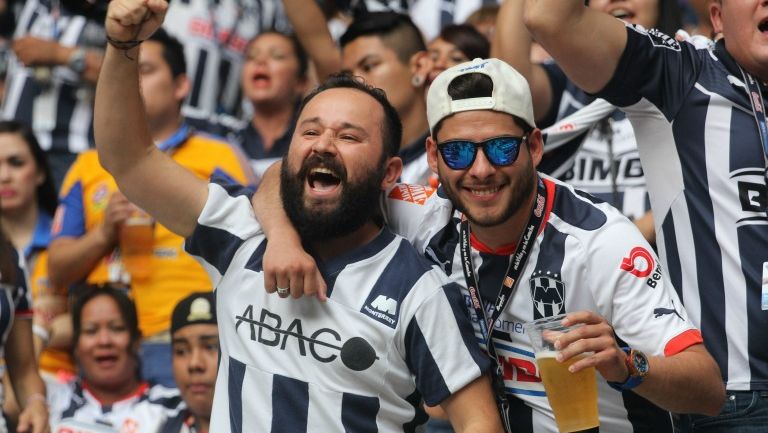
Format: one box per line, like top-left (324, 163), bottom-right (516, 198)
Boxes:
top-left (437, 135), bottom-right (527, 170)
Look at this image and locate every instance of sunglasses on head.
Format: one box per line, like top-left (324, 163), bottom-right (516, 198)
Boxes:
top-left (437, 135), bottom-right (527, 170)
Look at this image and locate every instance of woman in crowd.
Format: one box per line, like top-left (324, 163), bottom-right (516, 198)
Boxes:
top-left (0, 120), bottom-right (73, 376)
top-left (0, 229), bottom-right (48, 433)
top-left (236, 30), bottom-right (309, 180)
top-left (47, 285), bottom-right (181, 432)
top-left (425, 24), bottom-right (490, 89)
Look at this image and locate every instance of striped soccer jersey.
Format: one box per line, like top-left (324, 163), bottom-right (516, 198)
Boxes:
top-left (47, 381), bottom-right (182, 433)
top-left (539, 63), bottom-right (651, 221)
top-left (184, 180), bottom-right (489, 433)
top-left (385, 177), bottom-right (703, 433)
top-left (596, 25), bottom-right (768, 392)
top-left (0, 248), bottom-right (33, 433)
top-left (1, 0), bottom-right (104, 155)
top-left (163, 0), bottom-right (289, 122)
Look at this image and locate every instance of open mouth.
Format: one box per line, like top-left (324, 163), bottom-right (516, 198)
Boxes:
top-left (308, 167), bottom-right (341, 192)
top-left (252, 71), bottom-right (271, 86)
top-left (95, 355), bottom-right (118, 366)
top-left (759, 18), bottom-right (768, 33)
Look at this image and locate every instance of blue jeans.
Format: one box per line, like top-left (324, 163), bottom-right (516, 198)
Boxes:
top-left (140, 341), bottom-right (176, 388)
top-left (674, 391), bottom-right (768, 433)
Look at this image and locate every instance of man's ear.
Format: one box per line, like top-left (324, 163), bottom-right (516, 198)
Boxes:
top-left (380, 156), bottom-right (404, 190)
top-left (528, 128), bottom-right (544, 168)
top-left (174, 73), bottom-right (192, 103)
top-left (709, 1), bottom-right (723, 34)
top-left (409, 50), bottom-right (432, 89)
top-left (426, 135), bottom-right (439, 174)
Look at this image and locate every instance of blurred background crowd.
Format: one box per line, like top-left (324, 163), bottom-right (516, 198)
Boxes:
top-left (0, 0), bottom-right (718, 432)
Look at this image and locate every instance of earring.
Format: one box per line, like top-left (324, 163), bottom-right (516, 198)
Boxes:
top-left (411, 75), bottom-right (424, 87)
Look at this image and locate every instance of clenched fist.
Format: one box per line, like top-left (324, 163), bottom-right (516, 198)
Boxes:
top-left (105, 0), bottom-right (168, 42)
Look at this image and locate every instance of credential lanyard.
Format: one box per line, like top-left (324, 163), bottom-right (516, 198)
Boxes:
top-left (459, 178), bottom-right (548, 432)
top-left (739, 66), bottom-right (768, 211)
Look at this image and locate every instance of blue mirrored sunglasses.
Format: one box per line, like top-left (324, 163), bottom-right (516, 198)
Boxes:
top-left (437, 135), bottom-right (527, 170)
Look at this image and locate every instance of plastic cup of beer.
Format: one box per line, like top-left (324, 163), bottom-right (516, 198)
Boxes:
top-left (524, 314), bottom-right (599, 433)
top-left (119, 211), bottom-right (154, 281)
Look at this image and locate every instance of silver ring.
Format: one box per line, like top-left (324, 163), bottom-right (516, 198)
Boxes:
top-left (276, 287), bottom-right (289, 295)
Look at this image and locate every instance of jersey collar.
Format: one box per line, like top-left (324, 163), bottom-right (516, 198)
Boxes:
top-left (157, 124), bottom-right (192, 152)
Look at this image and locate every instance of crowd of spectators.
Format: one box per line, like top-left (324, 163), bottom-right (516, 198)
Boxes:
top-left (1, 0), bottom-right (762, 432)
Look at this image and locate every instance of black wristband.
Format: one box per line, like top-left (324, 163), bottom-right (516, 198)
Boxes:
top-left (106, 35), bottom-right (143, 59)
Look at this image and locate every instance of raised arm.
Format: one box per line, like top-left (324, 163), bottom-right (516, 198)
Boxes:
top-left (95, 0), bottom-right (206, 238)
top-left (281, 0), bottom-right (341, 82)
top-left (524, 0), bottom-right (627, 94)
top-left (492, 0), bottom-right (552, 122)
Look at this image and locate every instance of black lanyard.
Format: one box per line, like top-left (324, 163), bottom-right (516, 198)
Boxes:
top-left (459, 177), bottom-right (548, 432)
top-left (738, 65), bottom-right (768, 209)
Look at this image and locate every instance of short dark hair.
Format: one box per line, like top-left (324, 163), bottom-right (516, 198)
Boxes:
top-left (340, 12), bottom-right (426, 65)
top-left (0, 120), bottom-right (58, 216)
top-left (148, 28), bottom-right (187, 78)
top-left (71, 285), bottom-right (142, 365)
top-left (437, 24), bottom-right (490, 60)
top-left (248, 30), bottom-right (310, 80)
top-left (298, 74), bottom-right (402, 158)
top-left (432, 73), bottom-right (533, 139)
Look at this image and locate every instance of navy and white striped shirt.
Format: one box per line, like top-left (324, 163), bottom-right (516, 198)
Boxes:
top-left (184, 180), bottom-right (489, 432)
top-left (596, 25), bottom-right (768, 392)
top-left (1, 0), bottom-right (104, 156)
top-left (385, 177), bottom-right (703, 432)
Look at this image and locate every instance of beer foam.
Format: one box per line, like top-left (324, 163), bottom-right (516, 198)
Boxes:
top-left (535, 350), bottom-right (559, 359)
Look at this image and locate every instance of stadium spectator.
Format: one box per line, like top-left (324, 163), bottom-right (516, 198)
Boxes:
top-left (47, 285), bottom-right (181, 432)
top-left (163, 0), bottom-right (289, 129)
top-left (0, 229), bottom-right (48, 433)
top-left (493, 0), bottom-right (682, 244)
top-left (259, 58), bottom-right (727, 432)
top-left (425, 24), bottom-right (490, 89)
top-left (1, 0), bottom-right (106, 189)
top-left (47, 29), bottom-right (253, 387)
top-left (93, 1), bottom-right (505, 431)
top-left (282, 3), bottom-right (435, 184)
top-left (235, 31), bottom-right (309, 180)
top-left (159, 292), bottom-right (218, 433)
top-left (0, 120), bottom-right (71, 370)
top-left (526, 0), bottom-right (768, 429)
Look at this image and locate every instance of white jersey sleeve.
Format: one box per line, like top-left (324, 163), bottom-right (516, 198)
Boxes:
top-left (585, 211), bottom-right (702, 356)
top-left (383, 184), bottom-right (454, 252)
top-left (184, 180), bottom-right (262, 288)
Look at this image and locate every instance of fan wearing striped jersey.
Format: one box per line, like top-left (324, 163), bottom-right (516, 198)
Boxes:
top-left (526, 0), bottom-right (768, 430)
top-left (94, 1), bottom-right (504, 431)
top-left (257, 58), bottom-right (726, 432)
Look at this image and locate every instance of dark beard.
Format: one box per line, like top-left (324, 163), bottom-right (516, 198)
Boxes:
top-left (440, 153), bottom-right (536, 228)
top-left (280, 154), bottom-right (385, 243)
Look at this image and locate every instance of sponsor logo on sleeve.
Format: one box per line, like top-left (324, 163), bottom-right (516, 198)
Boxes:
top-left (388, 184), bottom-right (436, 205)
top-left (653, 298), bottom-right (684, 321)
top-left (620, 247), bottom-right (655, 278)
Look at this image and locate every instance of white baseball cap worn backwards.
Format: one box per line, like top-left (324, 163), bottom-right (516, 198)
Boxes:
top-left (426, 58), bottom-right (537, 134)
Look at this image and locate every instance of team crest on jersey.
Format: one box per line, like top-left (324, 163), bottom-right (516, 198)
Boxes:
top-left (631, 24), bottom-right (681, 51)
top-left (530, 270), bottom-right (565, 319)
top-left (388, 184), bottom-right (436, 205)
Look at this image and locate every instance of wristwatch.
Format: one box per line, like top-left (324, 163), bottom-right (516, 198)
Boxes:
top-left (67, 48), bottom-right (87, 74)
top-left (608, 347), bottom-right (649, 391)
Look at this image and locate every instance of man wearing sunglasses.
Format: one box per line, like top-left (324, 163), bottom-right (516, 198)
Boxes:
top-left (256, 58), bottom-right (725, 432)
